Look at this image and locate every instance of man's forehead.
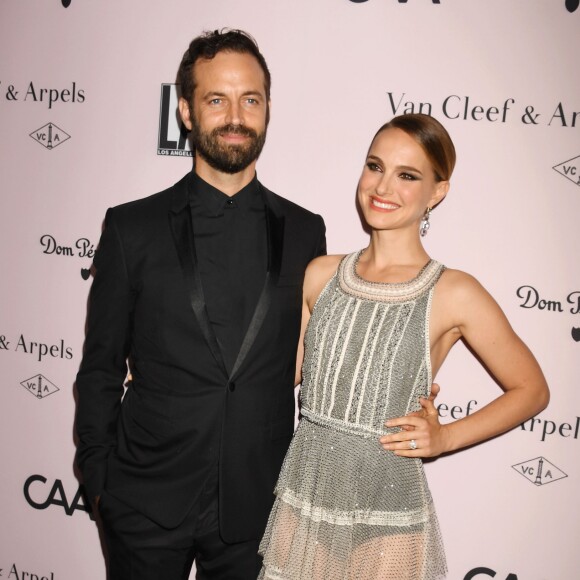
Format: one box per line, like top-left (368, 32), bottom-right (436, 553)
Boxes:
top-left (194, 51), bottom-right (262, 74)
top-left (192, 51), bottom-right (267, 94)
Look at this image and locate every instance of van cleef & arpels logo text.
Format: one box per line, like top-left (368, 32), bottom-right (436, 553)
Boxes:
top-left (1, 81), bottom-right (84, 109)
top-left (386, 92), bottom-right (579, 128)
top-left (1, 563), bottom-right (56, 580)
top-left (0, 334), bottom-right (73, 362)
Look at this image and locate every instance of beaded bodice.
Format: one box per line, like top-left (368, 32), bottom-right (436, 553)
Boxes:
top-left (300, 251), bottom-right (445, 437)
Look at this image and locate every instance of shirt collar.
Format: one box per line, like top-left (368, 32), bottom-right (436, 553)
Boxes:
top-left (189, 172), bottom-right (262, 216)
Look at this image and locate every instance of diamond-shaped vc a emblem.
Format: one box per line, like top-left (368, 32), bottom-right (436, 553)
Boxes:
top-left (553, 155), bottom-right (580, 187)
top-left (512, 456), bottom-right (568, 486)
top-left (20, 374), bottom-right (60, 399)
top-left (29, 123), bottom-right (71, 150)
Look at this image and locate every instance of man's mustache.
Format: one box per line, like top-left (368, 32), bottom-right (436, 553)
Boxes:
top-left (213, 124), bottom-right (258, 139)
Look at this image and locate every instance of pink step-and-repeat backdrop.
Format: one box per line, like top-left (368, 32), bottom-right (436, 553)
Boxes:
top-left (1, 1), bottom-right (578, 578)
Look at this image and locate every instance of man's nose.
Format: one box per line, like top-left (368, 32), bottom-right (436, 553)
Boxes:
top-left (225, 101), bottom-right (243, 126)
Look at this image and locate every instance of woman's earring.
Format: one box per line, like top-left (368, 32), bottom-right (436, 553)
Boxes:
top-left (420, 207), bottom-right (432, 237)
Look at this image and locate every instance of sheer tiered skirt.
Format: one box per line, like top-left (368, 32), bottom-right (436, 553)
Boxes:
top-left (259, 416), bottom-right (447, 580)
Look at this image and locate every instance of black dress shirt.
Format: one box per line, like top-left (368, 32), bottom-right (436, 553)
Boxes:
top-left (188, 173), bottom-right (268, 534)
top-left (189, 172), bottom-right (267, 374)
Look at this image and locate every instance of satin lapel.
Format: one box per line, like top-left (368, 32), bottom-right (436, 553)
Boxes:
top-left (168, 206), bottom-right (229, 379)
top-left (229, 201), bottom-right (285, 381)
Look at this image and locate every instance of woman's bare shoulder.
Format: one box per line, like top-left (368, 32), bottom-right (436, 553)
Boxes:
top-left (438, 267), bottom-right (488, 298)
top-left (304, 254), bottom-right (346, 307)
top-left (307, 254), bottom-right (345, 277)
top-left (436, 267), bottom-right (500, 319)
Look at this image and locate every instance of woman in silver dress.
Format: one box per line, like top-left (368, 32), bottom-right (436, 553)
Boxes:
top-left (259, 113), bottom-right (549, 579)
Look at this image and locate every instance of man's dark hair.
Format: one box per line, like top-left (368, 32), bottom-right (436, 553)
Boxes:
top-left (177, 28), bottom-right (271, 105)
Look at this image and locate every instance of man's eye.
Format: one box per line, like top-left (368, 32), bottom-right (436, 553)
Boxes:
top-left (246, 98), bottom-right (258, 105)
top-left (210, 98), bottom-right (222, 105)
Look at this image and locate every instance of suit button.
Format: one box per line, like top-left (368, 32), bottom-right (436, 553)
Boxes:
top-left (228, 382), bottom-right (236, 392)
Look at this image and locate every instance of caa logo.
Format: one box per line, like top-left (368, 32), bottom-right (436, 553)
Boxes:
top-left (24, 474), bottom-right (93, 518)
top-left (464, 568), bottom-right (519, 580)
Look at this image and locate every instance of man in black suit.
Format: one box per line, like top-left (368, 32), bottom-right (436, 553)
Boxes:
top-left (75, 29), bottom-right (326, 580)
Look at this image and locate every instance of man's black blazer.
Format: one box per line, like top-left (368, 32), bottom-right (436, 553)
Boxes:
top-left (75, 170), bottom-right (326, 542)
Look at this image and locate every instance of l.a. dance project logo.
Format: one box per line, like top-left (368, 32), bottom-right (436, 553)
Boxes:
top-left (553, 155), bottom-right (580, 187)
top-left (20, 374), bottom-right (60, 400)
top-left (158, 84), bottom-right (192, 157)
top-left (511, 457), bottom-right (568, 486)
top-left (30, 123), bottom-right (71, 150)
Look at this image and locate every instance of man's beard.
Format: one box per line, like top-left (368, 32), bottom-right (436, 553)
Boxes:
top-left (191, 122), bottom-right (267, 174)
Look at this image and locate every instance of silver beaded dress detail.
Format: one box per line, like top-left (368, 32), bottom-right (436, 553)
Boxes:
top-left (259, 251), bottom-right (447, 580)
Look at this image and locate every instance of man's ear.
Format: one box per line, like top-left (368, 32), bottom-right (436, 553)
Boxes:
top-left (178, 97), bottom-right (193, 131)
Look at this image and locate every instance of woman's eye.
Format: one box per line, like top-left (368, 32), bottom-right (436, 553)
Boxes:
top-left (400, 172), bottom-right (417, 181)
top-left (366, 162), bottom-right (381, 172)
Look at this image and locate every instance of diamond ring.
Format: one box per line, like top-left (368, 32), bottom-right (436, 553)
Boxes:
top-left (409, 439), bottom-right (417, 450)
